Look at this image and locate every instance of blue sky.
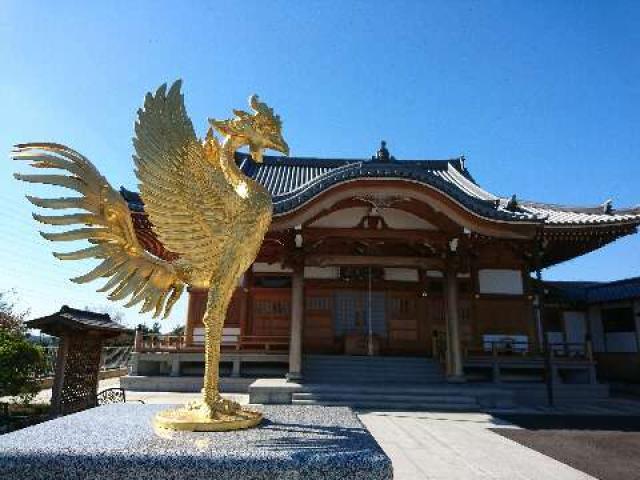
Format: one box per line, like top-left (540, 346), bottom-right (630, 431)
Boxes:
top-left (1, 1), bottom-right (639, 331)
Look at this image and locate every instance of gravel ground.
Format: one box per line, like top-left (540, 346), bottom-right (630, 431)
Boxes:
top-left (493, 415), bottom-right (640, 480)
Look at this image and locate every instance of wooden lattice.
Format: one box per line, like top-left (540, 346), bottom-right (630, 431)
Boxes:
top-left (51, 334), bottom-right (103, 415)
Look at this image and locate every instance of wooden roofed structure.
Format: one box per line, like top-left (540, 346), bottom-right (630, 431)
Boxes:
top-left (27, 306), bottom-right (131, 415)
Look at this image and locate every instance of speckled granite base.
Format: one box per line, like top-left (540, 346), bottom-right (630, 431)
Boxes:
top-left (0, 404), bottom-right (392, 479)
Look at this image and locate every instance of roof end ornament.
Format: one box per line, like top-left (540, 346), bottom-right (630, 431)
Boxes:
top-left (371, 140), bottom-right (395, 163)
top-left (505, 194), bottom-right (519, 212)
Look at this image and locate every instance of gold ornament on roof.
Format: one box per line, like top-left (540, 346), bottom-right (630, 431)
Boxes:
top-left (13, 80), bottom-right (289, 431)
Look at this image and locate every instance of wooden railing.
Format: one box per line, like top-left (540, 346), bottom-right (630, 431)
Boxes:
top-left (134, 333), bottom-right (288, 354)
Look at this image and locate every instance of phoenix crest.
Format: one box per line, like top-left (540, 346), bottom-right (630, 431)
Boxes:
top-left (13, 80), bottom-right (289, 430)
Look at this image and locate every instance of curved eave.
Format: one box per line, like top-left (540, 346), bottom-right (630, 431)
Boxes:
top-left (266, 161), bottom-right (537, 224)
top-left (269, 177), bottom-right (541, 240)
top-left (539, 221), bottom-right (640, 268)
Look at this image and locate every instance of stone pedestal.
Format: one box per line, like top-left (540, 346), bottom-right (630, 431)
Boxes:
top-left (0, 404), bottom-right (392, 480)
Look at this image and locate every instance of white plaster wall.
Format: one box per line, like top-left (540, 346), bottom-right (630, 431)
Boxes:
top-left (304, 266), bottom-right (340, 279)
top-left (381, 209), bottom-right (437, 230)
top-left (589, 303), bottom-right (640, 352)
top-left (253, 262), bottom-right (293, 273)
top-left (309, 207), bottom-right (369, 228)
top-left (193, 327), bottom-right (240, 345)
top-left (384, 268), bottom-right (419, 282)
top-left (426, 270), bottom-right (444, 278)
top-left (309, 207), bottom-right (438, 230)
top-left (478, 269), bottom-right (523, 295)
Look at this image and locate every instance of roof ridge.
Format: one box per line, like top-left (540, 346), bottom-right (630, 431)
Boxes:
top-left (521, 199), bottom-right (640, 214)
top-left (240, 151), bottom-right (466, 166)
top-left (586, 275), bottom-right (640, 289)
top-left (60, 305), bottom-right (111, 320)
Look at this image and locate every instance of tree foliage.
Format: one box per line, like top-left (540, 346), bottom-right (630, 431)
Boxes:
top-left (0, 330), bottom-right (45, 403)
top-left (0, 291), bottom-right (44, 403)
top-left (0, 290), bottom-right (29, 335)
top-left (137, 322), bottom-right (162, 334)
top-left (171, 325), bottom-right (185, 336)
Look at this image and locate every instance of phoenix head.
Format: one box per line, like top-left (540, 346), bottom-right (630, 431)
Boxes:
top-left (210, 95), bottom-right (289, 162)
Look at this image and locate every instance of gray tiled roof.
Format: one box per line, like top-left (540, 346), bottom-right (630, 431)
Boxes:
top-left (121, 154), bottom-right (640, 227)
top-left (586, 277), bottom-right (640, 303)
top-left (519, 201), bottom-right (640, 226)
top-left (546, 277), bottom-right (640, 304)
top-left (27, 305), bottom-right (131, 335)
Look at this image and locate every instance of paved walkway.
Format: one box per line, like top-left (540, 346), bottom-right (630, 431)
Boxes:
top-left (359, 411), bottom-right (595, 480)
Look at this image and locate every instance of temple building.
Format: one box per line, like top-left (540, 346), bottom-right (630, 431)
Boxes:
top-left (123, 142), bottom-right (640, 390)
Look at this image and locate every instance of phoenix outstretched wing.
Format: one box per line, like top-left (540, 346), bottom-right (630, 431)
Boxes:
top-left (13, 143), bottom-right (184, 318)
top-left (133, 80), bottom-right (239, 286)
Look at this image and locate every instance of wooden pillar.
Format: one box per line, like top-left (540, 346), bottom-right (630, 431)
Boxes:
top-left (240, 270), bottom-right (253, 337)
top-left (185, 287), bottom-right (208, 347)
top-left (50, 336), bottom-right (69, 415)
top-left (445, 261), bottom-right (465, 382)
top-left (134, 326), bottom-right (143, 352)
top-left (287, 266), bottom-right (305, 381)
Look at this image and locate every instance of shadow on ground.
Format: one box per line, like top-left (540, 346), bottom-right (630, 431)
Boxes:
top-left (495, 414), bottom-right (640, 431)
top-left (493, 415), bottom-right (640, 480)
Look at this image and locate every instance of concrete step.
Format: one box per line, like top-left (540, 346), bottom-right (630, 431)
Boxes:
top-left (303, 356), bottom-right (445, 386)
top-left (291, 398), bottom-right (480, 411)
top-left (303, 368), bottom-right (443, 375)
top-left (302, 378), bottom-right (445, 385)
top-left (292, 392), bottom-right (478, 405)
top-left (299, 383), bottom-right (490, 395)
top-left (248, 378), bottom-right (516, 409)
top-left (303, 366), bottom-right (441, 372)
top-left (304, 361), bottom-right (441, 369)
top-left (304, 355), bottom-right (437, 362)
top-left (303, 371), bottom-right (444, 378)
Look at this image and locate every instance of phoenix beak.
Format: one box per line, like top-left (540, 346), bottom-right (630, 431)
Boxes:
top-left (275, 139), bottom-right (289, 157)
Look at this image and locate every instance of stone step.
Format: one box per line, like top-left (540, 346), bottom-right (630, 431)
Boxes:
top-left (291, 398), bottom-right (480, 411)
top-left (304, 355), bottom-right (437, 362)
top-left (304, 366), bottom-right (442, 371)
top-left (303, 361), bottom-right (441, 367)
top-left (302, 377), bottom-right (445, 385)
top-left (303, 360), bottom-right (442, 366)
top-left (292, 392), bottom-right (478, 405)
top-left (303, 368), bottom-right (443, 375)
top-left (297, 383), bottom-right (491, 395)
top-left (303, 369), bottom-right (443, 376)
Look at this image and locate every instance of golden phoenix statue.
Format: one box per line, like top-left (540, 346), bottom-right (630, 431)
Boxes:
top-left (13, 80), bottom-right (289, 431)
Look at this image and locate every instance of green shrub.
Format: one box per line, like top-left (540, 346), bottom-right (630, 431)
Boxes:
top-left (0, 330), bottom-right (45, 403)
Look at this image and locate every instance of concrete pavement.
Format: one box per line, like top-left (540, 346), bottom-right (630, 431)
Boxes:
top-left (359, 411), bottom-right (595, 480)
